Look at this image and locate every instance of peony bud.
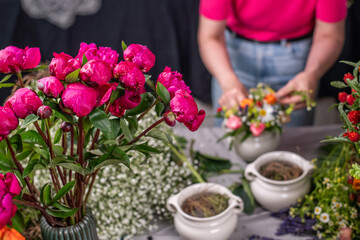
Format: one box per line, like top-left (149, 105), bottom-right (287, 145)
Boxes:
top-left (37, 105), bottom-right (52, 119)
top-left (157, 67), bottom-right (191, 99)
top-left (124, 44), bottom-right (155, 72)
top-left (61, 82), bottom-right (98, 117)
top-left (0, 46), bottom-right (41, 73)
top-left (0, 107), bottom-right (18, 142)
top-left (169, 89), bottom-right (199, 123)
top-left (49, 52), bottom-right (81, 81)
top-left (38, 76), bottom-right (64, 98)
top-left (164, 111), bottom-right (176, 127)
top-left (80, 59), bottom-right (113, 87)
top-left (61, 122), bottom-right (73, 132)
top-left (5, 88), bottom-right (43, 119)
top-left (113, 61), bottom-right (145, 92)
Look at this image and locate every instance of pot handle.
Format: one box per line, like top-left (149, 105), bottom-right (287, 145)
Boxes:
top-left (166, 194), bottom-right (180, 213)
top-left (229, 194), bottom-right (244, 214)
top-left (244, 162), bottom-right (257, 181)
top-left (302, 159), bottom-right (315, 175)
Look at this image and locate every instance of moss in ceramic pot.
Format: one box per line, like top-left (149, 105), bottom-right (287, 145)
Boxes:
top-left (259, 161), bottom-right (303, 181)
top-left (181, 192), bottom-right (229, 218)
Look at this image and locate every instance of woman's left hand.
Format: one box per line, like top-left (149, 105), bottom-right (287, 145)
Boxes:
top-left (275, 71), bottom-right (317, 109)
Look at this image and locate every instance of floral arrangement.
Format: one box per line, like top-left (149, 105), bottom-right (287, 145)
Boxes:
top-left (216, 83), bottom-right (294, 146)
top-left (0, 42), bottom-right (205, 236)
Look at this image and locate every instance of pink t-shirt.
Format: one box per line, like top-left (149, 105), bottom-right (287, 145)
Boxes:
top-left (199, 0), bottom-right (347, 41)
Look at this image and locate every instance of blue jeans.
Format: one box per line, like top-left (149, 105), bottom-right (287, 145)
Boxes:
top-left (212, 30), bottom-right (314, 127)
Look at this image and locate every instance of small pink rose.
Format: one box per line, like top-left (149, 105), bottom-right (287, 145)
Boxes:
top-left (113, 61), bottom-right (145, 92)
top-left (249, 122), bottom-right (266, 136)
top-left (225, 115), bottom-right (242, 130)
top-left (124, 44), bottom-right (155, 72)
top-left (49, 52), bottom-right (81, 81)
top-left (80, 59), bottom-right (112, 86)
top-left (0, 107), bottom-right (18, 142)
top-left (38, 76), bottom-right (64, 98)
top-left (170, 89), bottom-right (198, 123)
top-left (5, 88), bottom-right (43, 119)
top-left (61, 82), bottom-right (98, 117)
top-left (0, 46), bottom-right (41, 73)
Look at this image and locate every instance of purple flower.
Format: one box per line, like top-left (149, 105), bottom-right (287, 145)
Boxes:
top-left (49, 52), bottom-right (81, 81)
top-left (37, 76), bottom-right (64, 98)
top-left (80, 59), bottom-right (113, 87)
top-left (0, 46), bottom-right (41, 73)
top-left (5, 88), bottom-right (43, 119)
top-left (61, 82), bottom-right (98, 117)
top-left (123, 44), bottom-right (155, 72)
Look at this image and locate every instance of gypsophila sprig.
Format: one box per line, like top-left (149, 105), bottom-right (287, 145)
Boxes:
top-left (0, 42), bottom-right (206, 233)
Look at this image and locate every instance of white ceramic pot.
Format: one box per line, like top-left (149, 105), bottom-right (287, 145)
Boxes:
top-left (234, 130), bottom-right (281, 162)
top-left (244, 151), bottom-right (314, 212)
top-left (166, 183), bottom-right (244, 240)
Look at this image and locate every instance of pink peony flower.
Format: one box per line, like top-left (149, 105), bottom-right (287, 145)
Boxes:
top-left (0, 46), bottom-right (41, 74)
top-left (76, 43), bottom-right (119, 68)
top-left (249, 122), bottom-right (266, 136)
top-left (226, 115), bottom-right (242, 130)
top-left (61, 82), bottom-right (98, 117)
top-left (184, 109), bottom-right (206, 132)
top-left (80, 59), bottom-right (112, 87)
top-left (49, 52), bottom-right (81, 81)
top-left (124, 44), bottom-right (155, 72)
top-left (0, 172), bottom-right (21, 229)
top-left (5, 88), bottom-right (43, 119)
top-left (113, 61), bottom-right (145, 92)
top-left (0, 107), bottom-right (18, 142)
top-left (164, 111), bottom-right (176, 127)
top-left (157, 67), bottom-right (191, 99)
top-left (109, 101), bottom-right (126, 118)
top-left (37, 76), bottom-right (64, 98)
top-left (170, 89), bottom-right (199, 123)
top-left (115, 90), bottom-right (142, 110)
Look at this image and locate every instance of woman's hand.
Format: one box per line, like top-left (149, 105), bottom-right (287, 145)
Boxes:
top-left (219, 81), bottom-right (248, 109)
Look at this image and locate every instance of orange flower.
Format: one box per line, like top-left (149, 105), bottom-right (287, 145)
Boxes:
top-left (240, 98), bottom-right (253, 109)
top-left (264, 94), bottom-right (277, 105)
top-left (353, 178), bottom-right (360, 190)
top-left (0, 226), bottom-right (25, 240)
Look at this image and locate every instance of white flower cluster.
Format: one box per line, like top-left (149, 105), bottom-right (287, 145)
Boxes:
top-left (89, 113), bottom-right (193, 240)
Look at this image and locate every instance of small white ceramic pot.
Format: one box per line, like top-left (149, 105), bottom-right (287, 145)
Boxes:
top-left (234, 130), bottom-right (281, 162)
top-left (166, 182), bottom-right (244, 240)
top-left (244, 151), bottom-right (314, 212)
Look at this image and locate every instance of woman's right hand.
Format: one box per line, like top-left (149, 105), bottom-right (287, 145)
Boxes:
top-left (219, 82), bottom-right (248, 109)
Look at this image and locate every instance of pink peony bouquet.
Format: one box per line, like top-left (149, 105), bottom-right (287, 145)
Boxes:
top-left (0, 42), bottom-right (205, 231)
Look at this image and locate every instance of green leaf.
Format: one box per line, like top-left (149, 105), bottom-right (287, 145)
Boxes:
top-left (125, 92), bottom-right (156, 117)
top-left (122, 41), bottom-right (128, 51)
top-left (0, 152), bottom-right (14, 171)
top-left (330, 81), bottom-right (348, 89)
top-left (89, 145), bottom-right (116, 169)
top-left (46, 208), bottom-right (78, 218)
top-left (350, 164), bottom-right (360, 179)
top-left (23, 64), bottom-right (48, 72)
top-left (146, 129), bottom-right (172, 143)
top-left (232, 179), bottom-right (255, 214)
top-left (120, 118), bottom-right (133, 142)
top-left (113, 147), bottom-right (131, 168)
top-left (145, 78), bottom-right (156, 91)
top-left (58, 162), bottom-right (90, 176)
top-left (155, 102), bottom-right (165, 117)
top-left (52, 145), bottom-right (64, 156)
top-left (21, 130), bottom-right (47, 147)
top-left (21, 114), bottom-right (39, 128)
top-left (340, 60), bottom-right (359, 69)
top-left (10, 134), bottom-right (23, 152)
top-left (16, 150), bottom-right (34, 161)
top-left (22, 158), bottom-right (40, 177)
top-left (40, 183), bottom-right (52, 205)
top-left (346, 77), bottom-right (360, 93)
top-left (65, 69), bottom-right (80, 83)
top-left (132, 143), bottom-right (161, 154)
top-left (0, 83), bottom-right (16, 88)
top-left (195, 152), bottom-right (231, 172)
top-left (320, 137), bottom-right (351, 143)
top-left (156, 82), bottom-right (170, 104)
top-left (126, 116), bottom-right (138, 135)
top-left (44, 100), bottom-right (73, 123)
top-left (52, 201), bottom-right (76, 212)
top-left (9, 211), bottom-right (25, 233)
top-left (93, 159), bottom-right (127, 170)
top-left (109, 89), bottom-right (124, 104)
top-left (0, 74), bottom-right (12, 83)
top-left (50, 180), bottom-right (75, 205)
top-left (33, 147), bottom-right (50, 160)
top-left (102, 119), bottom-right (121, 140)
top-left (89, 108), bottom-right (111, 133)
top-left (53, 128), bottom-right (62, 144)
top-left (82, 54), bottom-right (88, 65)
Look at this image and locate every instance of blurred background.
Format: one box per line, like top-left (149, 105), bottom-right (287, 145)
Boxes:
top-left (0, 0), bottom-right (359, 126)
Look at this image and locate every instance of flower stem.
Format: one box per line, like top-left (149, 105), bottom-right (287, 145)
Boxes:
top-left (167, 144), bottom-right (205, 183)
top-left (84, 169), bottom-right (100, 205)
top-left (33, 121), bottom-right (48, 144)
top-left (128, 117), bottom-right (165, 145)
top-left (137, 98), bottom-right (160, 121)
top-left (16, 71), bottom-right (25, 88)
